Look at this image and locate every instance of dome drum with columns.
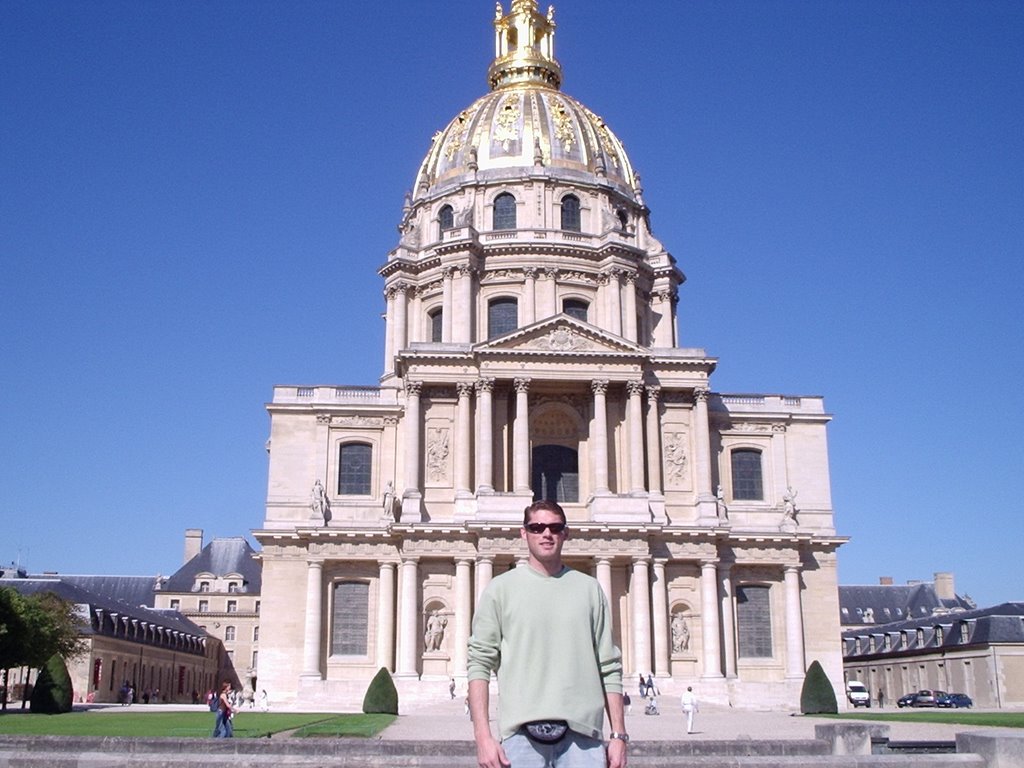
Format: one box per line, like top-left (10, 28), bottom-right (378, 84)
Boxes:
top-left (255, 0), bottom-right (847, 712)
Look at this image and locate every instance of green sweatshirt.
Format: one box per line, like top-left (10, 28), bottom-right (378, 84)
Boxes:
top-left (467, 564), bottom-right (623, 740)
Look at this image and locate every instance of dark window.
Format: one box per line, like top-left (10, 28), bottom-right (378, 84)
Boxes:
top-left (493, 193), bottom-right (517, 230)
top-left (731, 449), bottom-right (763, 500)
top-left (562, 298), bottom-right (588, 321)
top-left (429, 308), bottom-right (443, 342)
top-left (488, 297), bottom-right (518, 339)
top-left (532, 444), bottom-right (579, 503)
top-left (736, 585), bottom-right (772, 657)
top-left (438, 204), bottom-right (454, 235)
top-left (616, 209), bottom-right (628, 231)
top-left (332, 581), bottom-right (369, 655)
top-left (339, 442), bottom-right (372, 495)
top-left (560, 195), bottom-right (581, 231)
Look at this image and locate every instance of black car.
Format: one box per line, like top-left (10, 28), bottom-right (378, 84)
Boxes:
top-left (897, 693), bottom-right (919, 707)
top-left (936, 693), bottom-right (973, 708)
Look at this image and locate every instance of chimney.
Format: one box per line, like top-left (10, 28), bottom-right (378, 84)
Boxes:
top-left (879, 576), bottom-right (894, 586)
top-left (934, 571), bottom-right (955, 601)
top-left (184, 529), bottom-right (204, 564)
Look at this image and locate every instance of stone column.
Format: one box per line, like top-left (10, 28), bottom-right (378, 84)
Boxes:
top-left (718, 563), bottom-right (736, 678)
top-left (456, 265), bottom-right (474, 343)
top-left (476, 378), bottom-right (495, 493)
top-left (403, 380), bottom-right (422, 498)
top-left (592, 380), bottom-right (610, 495)
top-left (631, 558), bottom-right (652, 675)
top-left (384, 288), bottom-right (396, 375)
top-left (454, 559), bottom-right (473, 677)
top-left (475, 556), bottom-right (494, 607)
top-left (652, 289), bottom-right (673, 348)
top-left (441, 267), bottom-right (454, 342)
top-left (700, 559), bottom-right (723, 678)
top-left (627, 380), bottom-right (646, 494)
top-left (651, 559), bottom-right (670, 677)
top-left (784, 565), bottom-right (806, 678)
top-left (693, 388), bottom-right (716, 517)
top-left (540, 268), bottom-right (558, 318)
top-left (397, 558), bottom-right (419, 676)
top-left (513, 378), bottom-right (531, 492)
top-left (595, 558), bottom-right (613, 609)
top-left (523, 267), bottom-right (537, 325)
top-left (455, 382), bottom-right (473, 496)
top-left (393, 282), bottom-right (409, 352)
top-left (606, 269), bottom-right (623, 336)
top-left (376, 561), bottom-right (396, 671)
top-left (645, 386), bottom-right (663, 495)
top-left (624, 272), bottom-right (638, 342)
top-left (301, 560), bottom-right (324, 678)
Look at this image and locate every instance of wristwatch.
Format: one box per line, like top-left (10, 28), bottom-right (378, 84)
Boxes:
top-left (608, 732), bottom-right (630, 743)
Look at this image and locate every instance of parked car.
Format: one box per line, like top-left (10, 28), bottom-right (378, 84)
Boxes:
top-left (897, 693), bottom-right (919, 707)
top-left (936, 693), bottom-right (973, 708)
top-left (846, 680), bottom-right (871, 708)
top-left (912, 689), bottom-right (946, 707)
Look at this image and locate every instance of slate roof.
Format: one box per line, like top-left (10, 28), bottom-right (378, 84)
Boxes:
top-left (36, 574), bottom-right (159, 608)
top-left (160, 537), bottom-right (261, 594)
top-left (838, 583), bottom-right (975, 627)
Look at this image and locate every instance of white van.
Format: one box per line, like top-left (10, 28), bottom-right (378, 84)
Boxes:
top-left (846, 680), bottom-right (871, 707)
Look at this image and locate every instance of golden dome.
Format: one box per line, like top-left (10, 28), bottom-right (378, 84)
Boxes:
top-left (412, 1), bottom-right (640, 201)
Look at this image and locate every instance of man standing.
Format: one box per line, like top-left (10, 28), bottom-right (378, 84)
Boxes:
top-left (468, 500), bottom-right (628, 768)
top-left (680, 686), bottom-right (698, 734)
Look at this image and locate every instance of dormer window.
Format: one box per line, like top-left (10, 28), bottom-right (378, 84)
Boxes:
top-left (560, 194), bottom-right (581, 231)
top-left (199, 581), bottom-right (210, 593)
top-left (228, 582), bottom-right (239, 593)
top-left (493, 193), bottom-right (517, 230)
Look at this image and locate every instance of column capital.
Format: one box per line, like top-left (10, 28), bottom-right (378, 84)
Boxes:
top-left (784, 564), bottom-right (802, 575)
top-left (693, 387), bottom-right (710, 403)
top-left (441, 266), bottom-right (457, 280)
top-left (646, 385), bottom-right (661, 401)
top-left (631, 556), bottom-right (652, 566)
top-left (475, 554), bottom-right (495, 564)
top-left (456, 381), bottom-right (475, 398)
top-left (716, 561), bottom-right (733, 575)
top-left (405, 380), bottom-right (423, 396)
top-left (522, 266), bottom-right (538, 279)
top-left (591, 379), bottom-right (609, 395)
top-left (626, 379), bottom-right (645, 397)
top-left (513, 377), bottom-right (531, 394)
top-left (476, 377), bottom-right (495, 393)
top-left (400, 555), bottom-right (420, 565)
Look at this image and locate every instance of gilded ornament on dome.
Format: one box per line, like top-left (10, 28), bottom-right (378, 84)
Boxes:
top-left (581, 106), bottom-right (619, 168)
top-left (443, 107), bottom-right (478, 162)
top-left (551, 97), bottom-right (575, 152)
top-left (493, 93), bottom-right (522, 151)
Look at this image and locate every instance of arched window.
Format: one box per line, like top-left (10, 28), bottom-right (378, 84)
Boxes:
top-left (332, 581), bottom-right (369, 655)
top-left (493, 193), bottom-right (517, 230)
top-left (488, 297), bottom-right (518, 339)
top-left (560, 194), bottom-right (581, 231)
top-left (562, 298), bottom-right (588, 321)
top-left (428, 308), bottom-right (443, 342)
top-left (438, 204), bottom-right (454, 236)
top-left (616, 208), bottom-right (628, 231)
top-left (532, 444), bottom-right (579, 503)
top-left (338, 442), bottom-right (372, 495)
top-left (731, 449), bottom-right (763, 500)
top-left (736, 585), bottom-right (772, 657)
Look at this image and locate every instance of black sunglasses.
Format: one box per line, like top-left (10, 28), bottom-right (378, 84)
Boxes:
top-left (525, 522), bottom-right (566, 534)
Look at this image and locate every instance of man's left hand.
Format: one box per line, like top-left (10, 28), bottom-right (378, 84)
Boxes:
top-left (607, 738), bottom-right (627, 768)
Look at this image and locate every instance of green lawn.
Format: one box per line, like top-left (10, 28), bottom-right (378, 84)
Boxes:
top-left (824, 711), bottom-right (1024, 729)
top-left (0, 710), bottom-right (396, 738)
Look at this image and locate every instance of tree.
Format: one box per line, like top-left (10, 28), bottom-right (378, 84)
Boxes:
top-left (361, 666), bottom-right (399, 715)
top-left (29, 653), bottom-right (73, 714)
top-left (0, 588), bottom-right (30, 711)
top-left (800, 659), bottom-right (838, 714)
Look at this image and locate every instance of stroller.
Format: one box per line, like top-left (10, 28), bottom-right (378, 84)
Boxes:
top-left (644, 695), bottom-right (660, 715)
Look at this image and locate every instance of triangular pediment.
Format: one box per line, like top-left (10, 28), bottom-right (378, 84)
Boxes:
top-left (477, 315), bottom-right (645, 355)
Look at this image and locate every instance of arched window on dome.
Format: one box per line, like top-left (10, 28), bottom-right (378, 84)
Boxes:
top-left (428, 307), bottom-right (443, 343)
top-left (560, 194), bottom-right (581, 232)
top-left (493, 193), bottom-right (517, 230)
top-left (488, 297), bottom-right (518, 340)
top-left (438, 205), bottom-right (454, 238)
top-left (562, 298), bottom-right (588, 322)
top-left (616, 208), bottom-right (628, 231)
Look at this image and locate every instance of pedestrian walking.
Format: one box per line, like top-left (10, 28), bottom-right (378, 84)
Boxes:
top-left (680, 686), bottom-right (699, 734)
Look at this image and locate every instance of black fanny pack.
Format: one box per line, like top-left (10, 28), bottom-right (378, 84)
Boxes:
top-left (523, 720), bottom-right (569, 744)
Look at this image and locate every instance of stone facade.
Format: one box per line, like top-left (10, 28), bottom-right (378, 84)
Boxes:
top-left (255, 0), bottom-right (846, 711)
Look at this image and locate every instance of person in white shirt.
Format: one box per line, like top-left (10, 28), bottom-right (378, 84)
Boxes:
top-left (680, 686), bottom-right (699, 734)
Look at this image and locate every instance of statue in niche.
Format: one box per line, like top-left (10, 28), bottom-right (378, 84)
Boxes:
top-left (781, 486), bottom-right (798, 524)
top-left (382, 481), bottom-right (397, 521)
top-left (671, 612), bottom-right (690, 653)
top-left (310, 479), bottom-right (330, 524)
top-left (424, 610), bottom-right (448, 651)
top-left (426, 428), bottom-right (450, 482)
top-left (715, 484), bottom-right (729, 522)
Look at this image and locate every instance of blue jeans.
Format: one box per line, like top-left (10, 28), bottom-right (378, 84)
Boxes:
top-left (212, 709), bottom-right (233, 738)
top-left (502, 730), bottom-right (605, 768)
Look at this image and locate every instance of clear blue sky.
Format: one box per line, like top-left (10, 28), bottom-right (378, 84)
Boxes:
top-left (2, 1), bottom-right (1021, 605)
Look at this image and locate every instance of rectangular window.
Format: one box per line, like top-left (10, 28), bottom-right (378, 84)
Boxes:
top-left (488, 298), bottom-right (518, 339)
top-left (731, 450), bottom-right (764, 500)
top-left (331, 582), bottom-right (369, 656)
top-left (736, 585), bottom-right (773, 658)
top-left (198, 600), bottom-right (209, 613)
top-left (253, 625), bottom-right (260, 642)
top-left (339, 443), bottom-right (372, 495)
top-left (227, 600), bottom-right (237, 613)
top-left (169, 599), bottom-right (180, 610)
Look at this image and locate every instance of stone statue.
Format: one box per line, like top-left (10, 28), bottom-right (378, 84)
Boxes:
top-left (382, 481), bottom-right (396, 520)
top-left (715, 484), bottom-right (729, 522)
top-left (310, 479), bottom-right (330, 524)
top-left (424, 610), bottom-right (447, 651)
top-left (671, 612), bottom-right (690, 653)
top-left (782, 486), bottom-right (798, 522)
top-left (663, 433), bottom-right (688, 482)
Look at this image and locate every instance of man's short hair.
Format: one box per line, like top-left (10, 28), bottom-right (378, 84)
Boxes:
top-left (523, 499), bottom-right (567, 527)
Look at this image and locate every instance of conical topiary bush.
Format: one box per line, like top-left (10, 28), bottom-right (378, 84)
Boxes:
top-left (800, 659), bottom-right (838, 714)
top-left (29, 654), bottom-right (73, 714)
top-left (361, 666), bottom-right (399, 714)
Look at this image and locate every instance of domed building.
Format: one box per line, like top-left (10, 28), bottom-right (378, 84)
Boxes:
top-left (255, 0), bottom-right (846, 710)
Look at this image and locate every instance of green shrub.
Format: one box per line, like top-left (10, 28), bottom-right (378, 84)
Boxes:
top-left (29, 654), bottom-right (73, 714)
top-left (800, 659), bottom-right (838, 714)
top-left (361, 667), bottom-right (398, 715)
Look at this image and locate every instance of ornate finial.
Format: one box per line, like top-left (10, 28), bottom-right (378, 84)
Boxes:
top-left (489, 0), bottom-right (562, 90)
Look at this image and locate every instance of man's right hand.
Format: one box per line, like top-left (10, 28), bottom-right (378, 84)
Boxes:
top-left (475, 735), bottom-right (510, 768)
